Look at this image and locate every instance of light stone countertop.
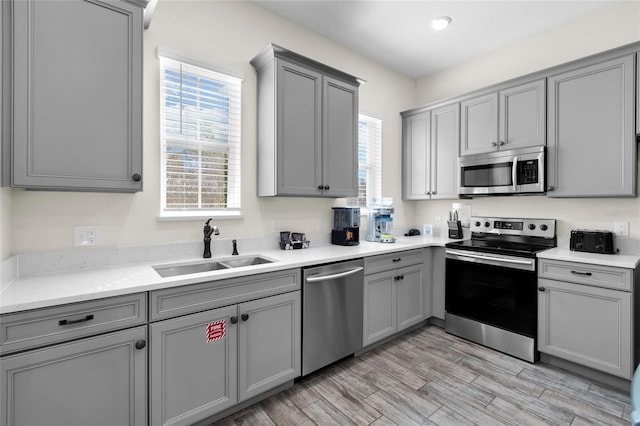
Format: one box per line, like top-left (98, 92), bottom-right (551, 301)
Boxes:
top-left (0, 236), bottom-right (450, 314)
top-left (537, 247), bottom-right (640, 269)
top-left (3, 236), bottom-right (639, 315)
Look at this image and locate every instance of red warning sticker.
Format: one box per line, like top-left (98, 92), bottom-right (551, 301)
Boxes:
top-left (206, 320), bottom-right (226, 342)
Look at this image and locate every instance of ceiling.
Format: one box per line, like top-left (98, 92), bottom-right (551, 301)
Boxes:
top-left (255, 0), bottom-right (618, 79)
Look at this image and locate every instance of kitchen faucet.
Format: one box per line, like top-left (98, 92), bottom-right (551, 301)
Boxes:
top-left (203, 218), bottom-right (220, 258)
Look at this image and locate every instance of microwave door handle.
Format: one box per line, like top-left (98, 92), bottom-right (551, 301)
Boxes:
top-left (512, 156), bottom-right (518, 191)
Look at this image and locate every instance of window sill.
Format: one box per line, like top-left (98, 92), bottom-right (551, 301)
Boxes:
top-left (157, 211), bottom-right (244, 221)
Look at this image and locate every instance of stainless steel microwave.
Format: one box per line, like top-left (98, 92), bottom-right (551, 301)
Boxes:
top-left (458, 146), bottom-right (545, 196)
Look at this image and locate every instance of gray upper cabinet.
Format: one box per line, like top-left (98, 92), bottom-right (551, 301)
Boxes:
top-left (4, 0), bottom-right (143, 192)
top-left (547, 54), bottom-right (636, 197)
top-left (460, 79), bottom-right (545, 156)
top-left (460, 92), bottom-right (498, 156)
top-left (402, 102), bottom-right (459, 200)
top-left (251, 44), bottom-right (360, 197)
top-left (402, 112), bottom-right (430, 200)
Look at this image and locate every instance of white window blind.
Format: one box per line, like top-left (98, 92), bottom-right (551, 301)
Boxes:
top-left (159, 54), bottom-right (241, 216)
top-left (347, 114), bottom-right (382, 209)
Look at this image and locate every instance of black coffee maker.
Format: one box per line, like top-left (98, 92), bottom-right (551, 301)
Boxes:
top-left (331, 207), bottom-right (360, 246)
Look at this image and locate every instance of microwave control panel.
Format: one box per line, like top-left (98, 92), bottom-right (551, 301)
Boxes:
top-left (517, 160), bottom-right (539, 184)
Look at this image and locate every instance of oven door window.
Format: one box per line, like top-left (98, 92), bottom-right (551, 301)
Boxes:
top-left (445, 258), bottom-right (536, 337)
top-left (461, 162), bottom-right (513, 187)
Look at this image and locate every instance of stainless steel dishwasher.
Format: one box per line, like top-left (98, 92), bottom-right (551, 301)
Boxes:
top-left (302, 258), bottom-right (364, 376)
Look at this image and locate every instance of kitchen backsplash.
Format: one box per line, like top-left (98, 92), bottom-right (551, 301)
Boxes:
top-left (1, 233), bottom-right (332, 282)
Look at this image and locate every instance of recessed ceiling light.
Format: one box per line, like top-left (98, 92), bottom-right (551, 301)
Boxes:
top-left (431, 16), bottom-right (452, 31)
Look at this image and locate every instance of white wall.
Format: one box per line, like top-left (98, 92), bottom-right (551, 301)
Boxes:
top-left (2, 1), bottom-right (640, 258)
top-left (4, 0), bottom-right (415, 256)
top-left (412, 1), bottom-right (640, 249)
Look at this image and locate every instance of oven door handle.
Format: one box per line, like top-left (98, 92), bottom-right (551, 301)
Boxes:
top-left (446, 249), bottom-right (534, 266)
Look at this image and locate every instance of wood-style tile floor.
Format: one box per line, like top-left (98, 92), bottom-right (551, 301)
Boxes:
top-left (213, 325), bottom-right (632, 425)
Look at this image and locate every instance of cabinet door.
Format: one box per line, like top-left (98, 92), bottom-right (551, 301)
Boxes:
top-left (422, 248), bottom-right (433, 320)
top-left (431, 247), bottom-right (446, 320)
top-left (460, 92), bottom-right (498, 156)
top-left (402, 112), bottom-right (430, 200)
top-left (276, 59), bottom-right (323, 196)
top-left (238, 291), bottom-right (301, 402)
top-left (499, 79), bottom-right (545, 150)
top-left (11, 0), bottom-right (142, 191)
top-left (1, 326), bottom-right (146, 426)
top-left (547, 55), bottom-right (636, 197)
top-left (396, 264), bottom-right (424, 331)
top-left (363, 271), bottom-right (396, 347)
top-left (323, 76), bottom-right (359, 197)
top-left (430, 103), bottom-right (459, 199)
top-left (538, 278), bottom-right (632, 379)
top-left (150, 305), bottom-right (238, 426)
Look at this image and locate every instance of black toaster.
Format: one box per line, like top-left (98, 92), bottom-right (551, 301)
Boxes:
top-left (570, 230), bottom-right (616, 254)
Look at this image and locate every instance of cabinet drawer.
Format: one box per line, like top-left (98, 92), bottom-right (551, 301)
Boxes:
top-left (365, 249), bottom-right (424, 275)
top-left (150, 269), bottom-right (301, 321)
top-left (0, 293), bottom-right (147, 355)
top-left (538, 259), bottom-right (632, 291)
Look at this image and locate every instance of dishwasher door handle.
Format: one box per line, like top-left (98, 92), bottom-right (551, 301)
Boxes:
top-left (305, 267), bottom-right (364, 283)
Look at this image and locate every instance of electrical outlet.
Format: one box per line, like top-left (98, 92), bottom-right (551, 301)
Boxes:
top-left (614, 221), bottom-right (629, 236)
top-left (74, 226), bottom-right (100, 246)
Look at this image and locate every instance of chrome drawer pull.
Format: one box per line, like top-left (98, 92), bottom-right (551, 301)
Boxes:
top-left (59, 314), bottom-right (94, 326)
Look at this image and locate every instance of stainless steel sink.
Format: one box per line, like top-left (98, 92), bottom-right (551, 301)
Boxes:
top-left (153, 261), bottom-right (230, 278)
top-left (218, 256), bottom-right (273, 268)
top-left (153, 256), bottom-right (274, 278)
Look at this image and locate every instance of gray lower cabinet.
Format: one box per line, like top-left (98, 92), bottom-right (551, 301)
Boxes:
top-left (547, 53), bottom-right (636, 197)
top-left (251, 44), bottom-right (360, 197)
top-left (1, 326), bottom-right (147, 426)
top-left (402, 102), bottom-right (459, 200)
top-left (150, 291), bottom-right (301, 426)
top-left (0, 293), bottom-right (148, 426)
top-left (3, 0), bottom-right (144, 191)
top-left (459, 79), bottom-right (545, 156)
top-left (363, 250), bottom-right (425, 347)
top-left (537, 258), bottom-right (635, 379)
top-left (429, 247), bottom-right (446, 321)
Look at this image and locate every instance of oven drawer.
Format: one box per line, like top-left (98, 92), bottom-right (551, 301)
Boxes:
top-left (365, 249), bottom-right (424, 275)
top-left (537, 259), bottom-right (632, 291)
top-left (0, 293), bottom-right (147, 355)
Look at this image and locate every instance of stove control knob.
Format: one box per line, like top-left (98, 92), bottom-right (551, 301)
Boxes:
top-left (484, 221), bottom-right (490, 228)
top-left (475, 221), bottom-right (481, 227)
top-left (540, 224), bottom-right (548, 231)
top-left (528, 224), bottom-right (536, 230)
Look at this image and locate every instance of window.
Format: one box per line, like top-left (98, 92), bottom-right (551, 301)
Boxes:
top-left (159, 51), bottom-right (241, 217)
top-left (347, 114), bottom-right (382, 209)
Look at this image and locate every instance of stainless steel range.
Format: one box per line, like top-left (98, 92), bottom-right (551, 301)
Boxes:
top-left (444, 216), bottom-right (556, 362)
